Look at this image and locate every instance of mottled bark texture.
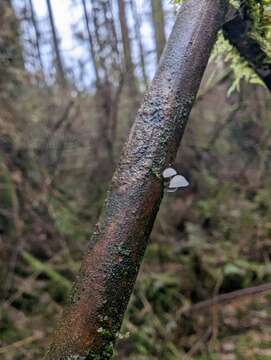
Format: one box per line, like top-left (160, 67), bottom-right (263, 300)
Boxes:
top-left (223, 5), bottom-right (271, 92)
top-left (45, 0), bottom-right (227, 359)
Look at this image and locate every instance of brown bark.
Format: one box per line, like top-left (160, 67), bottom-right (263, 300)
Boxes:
top-left (151, 0), bottom-right (166, 63)
top-left (45, 0), bottom-right (227, 358)
top-left (223, 4), bottom-right (271, 92)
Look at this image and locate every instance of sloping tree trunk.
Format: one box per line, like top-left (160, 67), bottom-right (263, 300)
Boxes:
top-left (151, 0), bottom-right (166, 63)
top-left (45, 0), bottom-right (66, 88)
top-left (45, 0), bottom-right (227, 358)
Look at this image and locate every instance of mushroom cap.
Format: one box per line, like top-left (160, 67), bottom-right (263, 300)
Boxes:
top-left (169, 175), bottom-right (189, 188)
top-left (162, 167), bottom-right (177, 179)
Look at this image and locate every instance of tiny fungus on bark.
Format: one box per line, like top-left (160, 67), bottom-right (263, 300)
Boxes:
top-left (169, 174), bottom-right (189, 190)
top-left (163, 167), bottom-right (189, 193)
top-left (162, 167), bottom-right (177, 179)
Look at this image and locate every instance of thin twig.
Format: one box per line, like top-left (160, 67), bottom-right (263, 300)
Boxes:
top-left (0, 333), bottom-right (43, 354)
top-left (186, 282), bottom-right (271, 313)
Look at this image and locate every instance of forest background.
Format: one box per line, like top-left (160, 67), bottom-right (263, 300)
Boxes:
top-left (1, 0), bottom-right (271, 359)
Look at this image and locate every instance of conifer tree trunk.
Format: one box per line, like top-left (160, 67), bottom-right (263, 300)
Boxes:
top-left (151, 0), bottom-right (166, 63)
top-left (117, 0), bottom-right (138, 102)
top-left (129, 0), bottom-right (148, 87)
top-left (45, 0), bottom-right (66, 88)
top-left (81, 0), bottom-right (100, 85)
top-left (45, 0), bottom-right (227, 358)
top-left (29, 0), bottom-right (45, 81)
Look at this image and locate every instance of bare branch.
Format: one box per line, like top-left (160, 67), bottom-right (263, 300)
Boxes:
top-left (184, 282), bottom-right (271, 313)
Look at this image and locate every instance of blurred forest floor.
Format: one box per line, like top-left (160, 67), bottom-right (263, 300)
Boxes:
top-left (1, 1), bottom-right (271, 359)
top-left (1, 61), bottom-right (271, 359)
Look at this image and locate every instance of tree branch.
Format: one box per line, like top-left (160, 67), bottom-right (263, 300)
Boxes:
top-left (186, 282), bottom-right (271, 313)
top-left (45, 0), bottom-right (227, 358)
top-left (223, 4), bottom-right (271, 91)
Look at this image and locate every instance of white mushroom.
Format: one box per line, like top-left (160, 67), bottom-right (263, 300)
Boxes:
top-left (162, 167), bottom-right (177, 179)
top-left (169, 175), bottom-right (189, 188)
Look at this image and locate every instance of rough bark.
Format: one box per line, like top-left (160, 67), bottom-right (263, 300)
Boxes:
top-left (151, 0), bottom-right (166, 63)
top-left (223, 5), bottom-right (271, 92)
top-left (45, 0), bottom-right (66, 88)
top-left (45, 0), bottom-right (227, 358)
